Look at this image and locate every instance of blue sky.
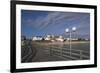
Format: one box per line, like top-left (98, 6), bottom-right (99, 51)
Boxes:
top-left (21, 10), bottom-right (90, 39)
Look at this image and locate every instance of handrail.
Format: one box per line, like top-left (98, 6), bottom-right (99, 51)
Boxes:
top-left (44, 45), bottom-right (90, 60)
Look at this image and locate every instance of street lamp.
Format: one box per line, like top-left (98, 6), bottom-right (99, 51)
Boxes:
top-left (72, 27), bottom-right (76, 32)
top-left (65, 28), bottom-right (69, 33)
top-left (65, 27), bottom-right (76, 56)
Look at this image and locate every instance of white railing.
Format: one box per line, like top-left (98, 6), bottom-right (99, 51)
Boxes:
top-left (44, 45), bottom-right (90, 60)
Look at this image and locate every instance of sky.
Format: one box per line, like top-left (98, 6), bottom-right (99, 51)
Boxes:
top-left (21, 10), bottom-right (90, 39)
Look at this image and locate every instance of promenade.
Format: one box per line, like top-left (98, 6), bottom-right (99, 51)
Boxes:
top-left (21, 41), bottom-right (90, 63)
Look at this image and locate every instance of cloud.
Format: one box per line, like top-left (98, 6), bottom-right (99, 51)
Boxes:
top-left (22, 10), bottom-right (90, 38)
top-left (24, 12), bottom-right (75, 29)
top-left (26, 11), bottom-right (89, 30)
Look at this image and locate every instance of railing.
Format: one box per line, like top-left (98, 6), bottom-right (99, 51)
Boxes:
top-left (21, 41), bottom-right (37, 62)
top-left (44, 45), bottom-right (90, 60)
top-left (21, 46), bottom-right (33, 62)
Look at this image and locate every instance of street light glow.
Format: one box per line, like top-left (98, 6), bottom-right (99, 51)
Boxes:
top-left (72, 27), bottom-right (76, 31)
top-left (65, 28), bottom-right (69, 33)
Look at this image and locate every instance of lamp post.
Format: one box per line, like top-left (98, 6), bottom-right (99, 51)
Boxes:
top-left (65, 27), bottom-right (76, 56)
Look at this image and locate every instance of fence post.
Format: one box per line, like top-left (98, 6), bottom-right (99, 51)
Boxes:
top-left (80, 50), bottom-right (82, 59)
top-left (61, 48), bottom-right (62, 57)
top-left (50, 46), bottom-right (52, 56)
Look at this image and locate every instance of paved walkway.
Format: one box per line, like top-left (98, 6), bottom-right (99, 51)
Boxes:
top-left (21, 41), bottom-right (90, 63)
top-left (31, 47), bottom-right (65, 62)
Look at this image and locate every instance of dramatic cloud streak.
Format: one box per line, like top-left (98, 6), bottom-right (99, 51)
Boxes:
top-left (21, 10), bottom-right (90, 38)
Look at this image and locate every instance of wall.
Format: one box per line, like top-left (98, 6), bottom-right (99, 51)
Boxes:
top-left (0, 0), bottom-right (99, 73)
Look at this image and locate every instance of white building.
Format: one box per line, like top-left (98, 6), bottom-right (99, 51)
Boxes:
top-left (84, 38), bottom-right (89, 41)
top-left (32, 36), bottom-right (42, 41)
top-left (56, 38), bottom-right (64, 42)
top-left (45, 37), bottom-right (51, 40)
top-left (44, 35), bottom-right (51, 41)
top-left (32, 35), bottom-right (66, 42)
top-left (71, 38), bottom-right (78, 41)
top-left (55, 36), bottom-right (64, 42)
top-left (65, 38), bottom-right (78, 41)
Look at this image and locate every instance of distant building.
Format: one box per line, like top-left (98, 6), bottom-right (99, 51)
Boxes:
top-left (64, 38), bottom-right (78, 41)
top-left (84, 38), bottom-right (90, 41)
top-left (55, 36), bottom-right (64, 42)
top-left (32, 36), bottom-right (43, 41)
top-left (32, 34), bottom-right (83, 42)
top-left (45, 35), bottom-right (51, 41)
top-left (66, 38), bottom-right (70, 41)
top-left (44, 35), bottom-right (64, 42)
top-left (71, 38), bottom-right (78, 41)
